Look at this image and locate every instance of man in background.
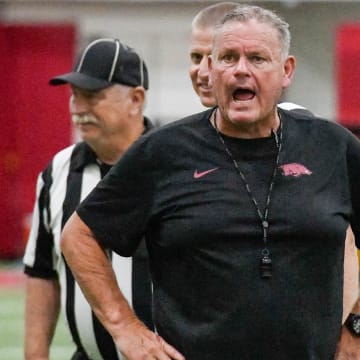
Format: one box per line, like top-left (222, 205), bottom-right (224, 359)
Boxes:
top-left (23, 38), bottom-right (154, 360)
top-left (189, 2), bottom-right (239, 108)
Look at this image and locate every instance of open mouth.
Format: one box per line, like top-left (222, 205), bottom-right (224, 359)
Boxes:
top-left (232, 88), bottom-right (256, 102)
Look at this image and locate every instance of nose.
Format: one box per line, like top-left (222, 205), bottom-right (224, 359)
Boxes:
top-left (69, 94), bottom-right (88, 115)
top-left (233, 57), bottom-right (250, 76)
top-left (198, 56), bottom-right (209, 81)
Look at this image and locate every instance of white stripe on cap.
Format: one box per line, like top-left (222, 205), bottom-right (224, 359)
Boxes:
top-left (139, 54), bottom-right (144, 87)
top-left (108, 39), bottom-right (120, 82)
top-left (76, 38), bottom-right (120, 82)
top-left (76, 38), bottom-right (107, 72)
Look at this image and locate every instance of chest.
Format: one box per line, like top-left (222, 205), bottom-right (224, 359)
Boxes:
top-left (149, 142), bottom-right (351, 250)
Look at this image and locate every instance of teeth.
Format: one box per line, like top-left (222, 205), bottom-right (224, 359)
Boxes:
top-left (72, 114), bottom-right (99, 125)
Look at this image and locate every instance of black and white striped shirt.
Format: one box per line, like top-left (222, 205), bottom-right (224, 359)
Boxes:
top-left (23, 119), bottom-right (154, 360)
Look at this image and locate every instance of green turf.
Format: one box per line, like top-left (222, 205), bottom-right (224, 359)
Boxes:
top-left (0, 286), bottom-right (74, 360)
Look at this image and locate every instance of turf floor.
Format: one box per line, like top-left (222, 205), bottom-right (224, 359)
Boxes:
top-left (0, 261), bottom-right (74, 359)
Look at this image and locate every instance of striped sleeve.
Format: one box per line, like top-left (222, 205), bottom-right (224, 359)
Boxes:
top-left (23, 163), bottom-right (58, 278)
top-left (23, 145), bottom-right (74, 278)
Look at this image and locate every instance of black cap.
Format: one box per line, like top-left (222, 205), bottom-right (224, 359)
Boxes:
top-left (50, 38), bottom-right (149, 90)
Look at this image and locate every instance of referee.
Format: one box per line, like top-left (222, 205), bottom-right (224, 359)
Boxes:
top-left (23, 38), bottom-right (154, 360)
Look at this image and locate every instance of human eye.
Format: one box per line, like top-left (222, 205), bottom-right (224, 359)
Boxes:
top-left (70, 87), bottom-right (78, 97)
top-left (71, 87), bottom-right (98, 100)
top-left (219, 52), bottom-right (236, 64)
top-left (190, 52), bottom-right (203, 65)
top-left (83, 89), bottom-right (100, 99)
top-left (250, 53), bottom-right (267, 65)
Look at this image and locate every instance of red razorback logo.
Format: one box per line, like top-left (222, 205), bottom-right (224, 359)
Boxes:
top-left (280, 163), bottom-right (312, 177)
top-left (194, 168), bottom-right (219, 179)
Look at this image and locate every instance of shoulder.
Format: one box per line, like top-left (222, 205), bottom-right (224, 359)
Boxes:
top-left (158, 109), bottom-right (212, 131)
top-left (278, 102), bottom-right (306, 111)
top-left (52, 143), bottom-right (77, 165)
top-left (135, 109), bottom-right (213, 156)
top-left (48, 143), bottom-right (80, 174)
top-left (141, 109), bottom-right (213, 143)
top-left (278, 102), bottom-right (314, 117)
top-left (279, 108), bottom-right (357, 147)
top-left (41, 143), bottom-right (86, 181)
top-left (278, 102), bottom-right (353, 139)
top-left (114, 109), bottom-right (214, 171)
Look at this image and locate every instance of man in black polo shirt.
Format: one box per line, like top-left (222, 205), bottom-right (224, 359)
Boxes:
top-left (61, 5), bottom-right (360, 360)
top-left (188, 1), bottom-right (359, 325)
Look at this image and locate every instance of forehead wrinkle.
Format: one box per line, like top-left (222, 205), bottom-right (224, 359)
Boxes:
top-left (214, 21), bottom-right (281, 58)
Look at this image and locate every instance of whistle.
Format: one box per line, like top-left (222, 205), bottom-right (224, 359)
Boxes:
top-left (260, 255), bottom-right (272, 279)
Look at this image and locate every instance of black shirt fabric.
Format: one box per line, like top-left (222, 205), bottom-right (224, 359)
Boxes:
top-left (77, 108), bottom-right (360, 360)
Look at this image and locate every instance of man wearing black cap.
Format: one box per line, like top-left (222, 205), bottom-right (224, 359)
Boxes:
top-left (23, 38), bottom-right (153, 360)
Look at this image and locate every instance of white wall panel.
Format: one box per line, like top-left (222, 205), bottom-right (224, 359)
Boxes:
top-left (2, 1), bottom-right (360, 123)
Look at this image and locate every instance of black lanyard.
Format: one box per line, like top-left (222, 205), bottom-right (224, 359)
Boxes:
top-left (212, 108), bottom-right (283, 279)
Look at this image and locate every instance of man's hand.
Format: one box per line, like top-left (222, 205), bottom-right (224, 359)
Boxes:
top-left (61, 213), bottom-right (185, 359)
top-left (115, 319), bottom-right (185, 360)
top-left (335, 325), bottom-right (360, 359)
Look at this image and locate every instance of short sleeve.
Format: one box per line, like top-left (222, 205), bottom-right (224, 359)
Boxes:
top-left (346, 131), bottom-right (360, 247)
top-left (76, 136), bottom-right (156, 256)
top-left (23, 166), bottom-right (58, 279)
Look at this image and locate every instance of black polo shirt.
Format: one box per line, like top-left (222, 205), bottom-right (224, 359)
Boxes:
top-left (78, 109), bottom-right (360, 359)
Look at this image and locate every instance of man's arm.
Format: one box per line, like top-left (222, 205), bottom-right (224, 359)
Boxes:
top-left (336, 297), bottom-right (360, 360)
top-left (61, 211), bottom-right (185, 360)
top-left (24, 277), bottom-right (60, 360)
top-left (342, 226), bottom-right (359, 323)
top-left (335, 226), bottom-right (360, 360)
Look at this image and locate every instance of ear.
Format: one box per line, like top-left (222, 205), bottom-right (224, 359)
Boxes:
top-left (282, 55), bottom-right (296, 89)
top-left (208, 55), bottom-right (214, 87)
top-left (130, 87), bottom-right (145, 115)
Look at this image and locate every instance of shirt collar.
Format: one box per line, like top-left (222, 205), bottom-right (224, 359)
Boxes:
top-left (72, 116), bottom-right (154, 171)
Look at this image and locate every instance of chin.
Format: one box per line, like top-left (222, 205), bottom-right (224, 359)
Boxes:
top-left (79, 130), bottom-right (98, 142)
top-left (227, 108), bottom-right (258, 123)
top-left (200, 97), bottom-right (216, 108)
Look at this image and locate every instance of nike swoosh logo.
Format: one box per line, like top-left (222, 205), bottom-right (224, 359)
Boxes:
top-left (194, 167), bottom-right (219, 179)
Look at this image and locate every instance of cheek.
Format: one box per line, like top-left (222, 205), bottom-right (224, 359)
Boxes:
top-left (91, 106), bottom-right (109, 122)
top-left (189, 65), bottom-right (199, 82)
top-left (258, 70), bottom-right (282, 89)
top-left (209, 71), bottom-right (226, 93)
top-left (208, 70), bottom-right (215, 87)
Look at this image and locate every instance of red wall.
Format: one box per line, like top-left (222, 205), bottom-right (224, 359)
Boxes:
top-left (336, 23), bottom-right (360, 132)
top-left (0, 24), bottom-right (76, 258)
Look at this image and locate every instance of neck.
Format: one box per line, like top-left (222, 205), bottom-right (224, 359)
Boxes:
top-left (92, 144), bottom-right (126, 165)
top-left (211, 108), bottom-right (280, 139)
top-left (89, 120), bottom-right (145, 165)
